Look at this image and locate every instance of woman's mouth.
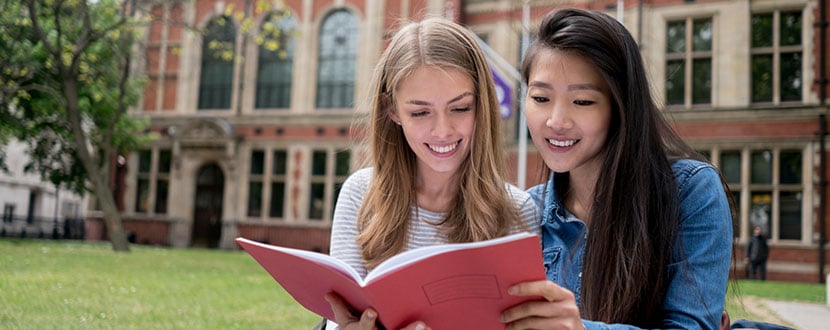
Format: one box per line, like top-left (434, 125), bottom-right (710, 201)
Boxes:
top-left (547, 138), bottom-right (578, 147)
top-left (428, 141), bottom-right (459, 154)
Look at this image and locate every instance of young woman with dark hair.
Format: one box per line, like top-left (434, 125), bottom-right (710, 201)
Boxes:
top-left (501, 8), bottom-right (734, 330)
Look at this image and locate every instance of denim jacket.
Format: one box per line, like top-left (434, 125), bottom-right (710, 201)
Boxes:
top-left (527, 159), bottom-right (733, 330)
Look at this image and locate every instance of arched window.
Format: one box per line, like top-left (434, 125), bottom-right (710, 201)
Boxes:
top-left (198, 16), bottom-right (236, 110)
top-left (316, 9), bottom-right (358, 109)
top-left (255, 11), bottom-right (296, 109)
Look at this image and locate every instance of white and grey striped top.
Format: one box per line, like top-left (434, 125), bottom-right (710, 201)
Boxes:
top-left (329, 167), bottom-right (542, 280)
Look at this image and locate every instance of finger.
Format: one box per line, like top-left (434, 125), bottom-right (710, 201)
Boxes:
top-left (508, 280), bottom-right (573, 302)
top-left (357, 308), bottom-right (379, 329)
top-left (506, 315), bottom-right (583, 330)
top-left (324, 292), bottom-right (360, 325)
top-left (399, 321), bottom-right (430, 330)
top-left (501, 300), bottom-right (559, 323)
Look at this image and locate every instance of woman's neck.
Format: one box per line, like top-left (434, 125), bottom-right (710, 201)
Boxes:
top-left (415, 170), bottom-right (459, 213)
top-left (564, 168), bottom-right (598, 222)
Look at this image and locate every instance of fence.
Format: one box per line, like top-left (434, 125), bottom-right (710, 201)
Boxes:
top-left (0, 214), bottom-right (85, 240)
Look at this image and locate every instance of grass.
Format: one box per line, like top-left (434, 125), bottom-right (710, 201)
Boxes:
top-left (1, 239), bottom-right (826, 329)
top-left (725, 279), bottom-right (826, 325)
top-left (0, 238), bottom-right (320, 329)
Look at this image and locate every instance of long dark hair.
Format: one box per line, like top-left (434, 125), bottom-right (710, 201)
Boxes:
top-left (521, 8), bottom-right (714, 326)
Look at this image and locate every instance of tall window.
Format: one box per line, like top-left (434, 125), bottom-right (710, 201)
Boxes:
top-left (316, 10), bottom-right (358, 109)
top-left (3, 204), bottom-right (14, 223)
top-left (707, 148), bottom-right (805, 242)
top-left (255, 11), bottom-right (296, 109)
top-left (247, 149), bottom-right (289, 219)
top-left (135, 149), bottom-right (171, 214)
top-left (666, 17), bottom-right (712, 108)
top-left (308, 149), bottom-right (351, 221)
top-left (198, 16), bottom-right (236, 110)
top-left (751, 10), bottom-right (803, 103)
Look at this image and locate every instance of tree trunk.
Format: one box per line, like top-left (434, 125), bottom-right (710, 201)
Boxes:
top-left (91, 168), bottom-right (130, 251)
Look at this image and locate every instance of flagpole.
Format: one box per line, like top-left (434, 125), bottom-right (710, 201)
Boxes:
top-left (517, 0), bottom-right (530, 189)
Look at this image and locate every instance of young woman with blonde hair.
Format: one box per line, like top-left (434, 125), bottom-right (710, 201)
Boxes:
top-left (323, 16), bottom-right (540, 329)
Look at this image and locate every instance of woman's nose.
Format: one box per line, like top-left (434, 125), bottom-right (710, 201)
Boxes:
top-left (432, 114), bottom-right (453, 137)
top-left (546, 103), bottom-right (572, 130)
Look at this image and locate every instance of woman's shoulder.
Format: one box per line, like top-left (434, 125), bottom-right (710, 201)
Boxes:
top-left (341, 167), bottom-right (374, 192)
top-left (505, 182), bottom-right (533, 202)
top-left (671, 158), bottom-right (720, 187)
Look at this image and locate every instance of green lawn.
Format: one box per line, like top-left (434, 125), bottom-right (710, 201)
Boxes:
top-left (725, 278), bottom-right (826, 325)
top-left (0, 238), bottom-right (320, 329)
top-left (1, 239), bottom-right (826, 329)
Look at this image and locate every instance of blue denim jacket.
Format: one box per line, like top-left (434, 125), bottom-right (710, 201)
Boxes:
top-left (527, 159), bottom-right (733, 330)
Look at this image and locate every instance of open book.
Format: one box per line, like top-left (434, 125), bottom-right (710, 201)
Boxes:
top-left (235, 232), bottom-right (545, 329)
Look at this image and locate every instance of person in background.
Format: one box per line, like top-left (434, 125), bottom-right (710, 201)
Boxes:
top-left (746, 226), bottom-right (769, 281)
top-left (322, 16), bottom-right (541, 330)
top-left (500, 8), bottom-right (734, 329)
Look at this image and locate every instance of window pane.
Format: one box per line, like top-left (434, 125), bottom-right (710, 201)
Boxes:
top-left (273, 150), bottom-right (287, 175)
top-left (135, 179), bottom-right (150, 213)
top-left (155, 179), bottom-right (168, 214)
top-left (138, 150), bottom-right (152, 173)
top-left (721, 151), bottom-right (741, 184)
top-left (198, 16), bottom-right (236, 110)
top-left (731, 191), bottom-right (740, 238)
top-left (335, 150), bottom-right (351, 176)
top-left (316, 10), bottom-right (358, 108)
top-left (269, 182), bottom-right (285, 218)
top-left (780, 12), bottom-right (802, 47)
top-left (750, 150), bottom-right (772, 184)
top-left (312, 150), bottom-right (327, 175)
top-left (250, 150), bottom-right (265, 175)
top-left (692, 19), bottom-right (712, 51)
top-left (780, 150), bottom-right (802, 184)
top-left (751, 55), bottom-right (773, 103)
top-left (692, 58), bottom-right (711, 104)
top-left (308, 183), bottom-right (325, 220)
top-left (780, 52), bottom-right (802, 102)
top-left (666, 21), bottom-right (686, 53)
top-left (751, 13), bottom-right (773, 47)
top-left (247, 182), bottom-right (263, 217)
top-left (750, 192), bottom-right (772, 236)
top-left (256, 13), bottom-right (296, 109)
top-left (158, 150), bottom-right (171, 173)
top-left (666, 60), bottom-right (685, 105)
top-left (779, 191), bottom-right (802, 240)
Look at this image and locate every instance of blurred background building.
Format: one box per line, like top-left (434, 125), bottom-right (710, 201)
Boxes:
top-left (76, 0), bottom-right (829, 282)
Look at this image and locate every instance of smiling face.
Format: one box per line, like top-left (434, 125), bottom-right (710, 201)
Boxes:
top-left (525, 47), bottom-right (612, 180)
top-left (389, 65), bottom-right (476, 180)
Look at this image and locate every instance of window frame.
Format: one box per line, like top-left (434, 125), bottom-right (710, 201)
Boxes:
top-left (664, 16), bottom-right (714, 110)
top-left (750, 9), bottom-right (804, 105)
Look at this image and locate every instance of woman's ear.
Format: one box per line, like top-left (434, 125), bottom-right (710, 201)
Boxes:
top-left (383, 93), bottom-right (401, 125)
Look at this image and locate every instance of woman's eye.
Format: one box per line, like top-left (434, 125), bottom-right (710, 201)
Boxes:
top-left (411, 111), bottom-right (428, 117)
top-left (574, 100), bottom-right (595, 106)
top-left (452, 107), bottom-right (471, 112)
top-left (531, 96), bottom-right (549, 103)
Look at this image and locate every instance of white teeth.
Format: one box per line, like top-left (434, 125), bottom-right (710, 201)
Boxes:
top-left (548, 139), bottom-right (576, 147)
top-left (429, 142), bottom-right (458, 153)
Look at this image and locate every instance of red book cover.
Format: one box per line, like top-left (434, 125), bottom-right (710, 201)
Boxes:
top-left (236, 232), bottom-right (545, 329)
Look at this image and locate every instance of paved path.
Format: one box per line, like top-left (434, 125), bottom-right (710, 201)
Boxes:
top-left (763, 300), bottom-right (830, 330)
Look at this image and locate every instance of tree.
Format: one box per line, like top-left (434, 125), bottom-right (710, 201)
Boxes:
top-left (0, 0), bottom-right (151, 252)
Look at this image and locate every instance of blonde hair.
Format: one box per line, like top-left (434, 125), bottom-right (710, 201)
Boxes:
top-left (356, 17), bottom-right (525, 269)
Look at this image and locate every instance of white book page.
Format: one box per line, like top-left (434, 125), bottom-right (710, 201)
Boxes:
top-left (363, 232), bottom-right (534, 284)
top-left (252, 240), bottom-right (364, 283)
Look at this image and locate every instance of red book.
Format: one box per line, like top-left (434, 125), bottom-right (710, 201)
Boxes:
top-left (235, 232), bottom-right (545, 329)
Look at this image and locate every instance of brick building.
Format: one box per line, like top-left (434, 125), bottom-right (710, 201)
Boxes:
top-left (84, 0), bottom-right (829, 282)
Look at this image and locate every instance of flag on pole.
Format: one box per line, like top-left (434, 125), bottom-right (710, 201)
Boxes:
top-left (490, 64), bottom-right (513, 119)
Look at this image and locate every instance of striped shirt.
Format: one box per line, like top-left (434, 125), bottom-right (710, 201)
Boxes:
top-left (329, 167), bottom-right (541, 279)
